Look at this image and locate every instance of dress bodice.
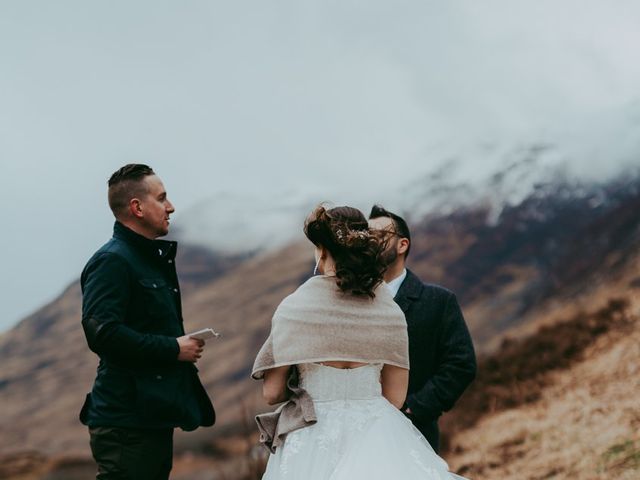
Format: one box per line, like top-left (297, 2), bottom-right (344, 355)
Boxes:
top-left (263, 362), bottom-right (460, 480)
top-left (298, 363), bottom-right (383, 401)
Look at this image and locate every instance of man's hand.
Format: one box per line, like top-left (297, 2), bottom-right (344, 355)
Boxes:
top-left (177, 335), bottom-right (205, 362)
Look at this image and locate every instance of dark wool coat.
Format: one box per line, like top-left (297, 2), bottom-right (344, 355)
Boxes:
top-left (79, 222), bottom-right (215, 431)
top-left (396, 269), bottom-right (477, 452)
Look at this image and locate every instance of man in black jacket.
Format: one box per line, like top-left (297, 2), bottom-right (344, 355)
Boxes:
top-left (80, 164), bottom-right (215, 479)
top-left (369, 205), bottom-right (476, 453)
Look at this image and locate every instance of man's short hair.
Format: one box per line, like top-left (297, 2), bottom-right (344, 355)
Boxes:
top-left (369, 204), bottom-right (411, 258)
top-left (107, 164), bottom-right (155, 218)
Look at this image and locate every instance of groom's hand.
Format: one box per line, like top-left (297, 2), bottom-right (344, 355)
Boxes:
top-left (176, 335), bottom-right (205, 362)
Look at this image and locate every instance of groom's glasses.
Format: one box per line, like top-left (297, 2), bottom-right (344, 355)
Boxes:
top-left (379, 228), bottom-right (401, 238)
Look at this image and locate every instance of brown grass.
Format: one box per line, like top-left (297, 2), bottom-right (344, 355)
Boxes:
top-left (441, 297), bottom-right (636, 450)
top-left (443, 296), bottom-right (640, 479)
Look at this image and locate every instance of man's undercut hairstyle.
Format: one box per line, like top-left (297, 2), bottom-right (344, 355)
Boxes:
top-left (369, 204), bottom-right (412, 258)
top-left (107, 164), bottom-right (155, 218)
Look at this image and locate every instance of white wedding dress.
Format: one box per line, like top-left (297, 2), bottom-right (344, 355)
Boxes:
top-left (261, 363), bottom-right (468, 480)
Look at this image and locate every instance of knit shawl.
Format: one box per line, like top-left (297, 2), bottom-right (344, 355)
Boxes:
top-left (252, 275), bottom-right (409, 379)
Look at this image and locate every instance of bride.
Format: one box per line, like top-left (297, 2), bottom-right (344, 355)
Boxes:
top-left (252, 205), bottom-right (468, 480)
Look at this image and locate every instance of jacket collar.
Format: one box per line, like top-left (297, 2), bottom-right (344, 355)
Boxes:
top-left (394, 268), bottom-right (423, 312)
top-left (113, 221), bottom-right (177, 261)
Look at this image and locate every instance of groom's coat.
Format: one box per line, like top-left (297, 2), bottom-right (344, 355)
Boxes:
top-left (79, 221), bottom-right (215, 431)
top-left (395, 269), bottom-right (476, 452)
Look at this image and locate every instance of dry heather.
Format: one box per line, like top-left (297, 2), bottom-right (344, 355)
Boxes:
top-left (444, 298), bottom-right (640, 479)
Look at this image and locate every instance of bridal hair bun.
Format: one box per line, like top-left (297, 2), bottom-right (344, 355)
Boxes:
top-left (304, 204), bottom-right (388, 297)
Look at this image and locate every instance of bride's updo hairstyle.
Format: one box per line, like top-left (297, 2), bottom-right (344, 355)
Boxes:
top-left (304, 204), bottom-right (388, 298)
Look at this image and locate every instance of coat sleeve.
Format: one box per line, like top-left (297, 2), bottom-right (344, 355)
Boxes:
top-left (405, 292), bottom-right (477, 421)
top-left (81, 252), bottom-right (180, 366)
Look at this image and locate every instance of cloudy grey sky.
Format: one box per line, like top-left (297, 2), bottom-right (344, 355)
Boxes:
top-left (1, 1), bottom-right (640, 332)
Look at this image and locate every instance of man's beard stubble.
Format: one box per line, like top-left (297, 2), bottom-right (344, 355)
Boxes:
top-left (380, 239), bottom-right (399, 267)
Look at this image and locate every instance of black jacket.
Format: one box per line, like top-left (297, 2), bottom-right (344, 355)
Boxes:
top-left (395, 269), bottom-right (476, 452)
top-left (79, 221), bottom-right (215, 431)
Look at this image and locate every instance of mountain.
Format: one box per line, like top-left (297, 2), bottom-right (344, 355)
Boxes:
top-left (1, 166), bottom-right (639, 479)
top-left (171, 141), bottom-right (640, 258)
top-left (406, 170), bottom-right (640, 349)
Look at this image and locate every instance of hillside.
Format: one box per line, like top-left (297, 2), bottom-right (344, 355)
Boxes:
top-left (445, 293), bottom-right (640, 479)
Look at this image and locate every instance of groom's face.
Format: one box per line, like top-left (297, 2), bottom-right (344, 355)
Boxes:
top-left (138, 175), bottom-right (175, 238)
top-left (368, 216), bottom-right (401, 266)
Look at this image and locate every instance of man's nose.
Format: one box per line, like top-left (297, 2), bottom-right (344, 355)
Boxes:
top-left (166, 200), bottom-right (175, 213)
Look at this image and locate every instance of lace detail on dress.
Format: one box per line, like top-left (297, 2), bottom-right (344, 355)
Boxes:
top-left (279, 429), bottom-right (302, 476)
top-left (410, 450), bottom-right (446, 478)
top-left (278, 397), bottom-right (390, 477)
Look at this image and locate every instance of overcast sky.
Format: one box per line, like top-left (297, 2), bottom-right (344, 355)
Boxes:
top-left (1, 1), bottom-right (640, 332)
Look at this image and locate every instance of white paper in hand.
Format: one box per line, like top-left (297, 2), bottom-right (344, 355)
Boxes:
top-left (188, 328), bottom-right (221, 341)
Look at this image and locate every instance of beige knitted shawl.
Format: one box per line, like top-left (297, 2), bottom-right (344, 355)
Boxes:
top-left (252, 275), bottom-right (409, 379)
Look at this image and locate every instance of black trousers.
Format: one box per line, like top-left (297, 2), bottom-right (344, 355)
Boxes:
top-left (89, 427), bottom-right (173, 480)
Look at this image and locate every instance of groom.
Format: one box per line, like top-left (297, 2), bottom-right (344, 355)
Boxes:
top-left (80, 164), bottom-right (215, 479)
top-left (369, 205), bottom-right (476, 453)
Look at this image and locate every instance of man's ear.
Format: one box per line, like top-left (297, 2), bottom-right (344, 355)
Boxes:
top-left (398, 238), bottom-right (410, 256)
top-left (129, 198), bottom-right (144, 219)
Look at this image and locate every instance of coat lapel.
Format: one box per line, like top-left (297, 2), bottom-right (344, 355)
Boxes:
top-left (394, 269), bottom-right (423, 314)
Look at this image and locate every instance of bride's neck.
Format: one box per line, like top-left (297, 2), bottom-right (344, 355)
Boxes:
top-left (320, 256), bottom-right (337, 276)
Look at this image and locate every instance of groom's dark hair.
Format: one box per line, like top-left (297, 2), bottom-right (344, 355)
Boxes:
top-left (369, 205), bottom-right (411, 258)
top-left (107, 164), bottom-right (155, 218)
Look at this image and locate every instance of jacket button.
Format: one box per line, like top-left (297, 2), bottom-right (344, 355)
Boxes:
top-left (156, 375), bottom-right (162, 380)
top-left (168, 259), bottom-right (173, 264)
top-left (152, 283), bottom-right (157, 288)
top-left (173, 288), bottom-right (178, 293)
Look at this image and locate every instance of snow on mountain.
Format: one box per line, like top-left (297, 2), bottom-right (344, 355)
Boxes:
top-left (172, 152), bottom-right (639, 256)
top-left (172, 103), bottom-right (640, 255)
top-left (389, 101), bottom-right (640, 222)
